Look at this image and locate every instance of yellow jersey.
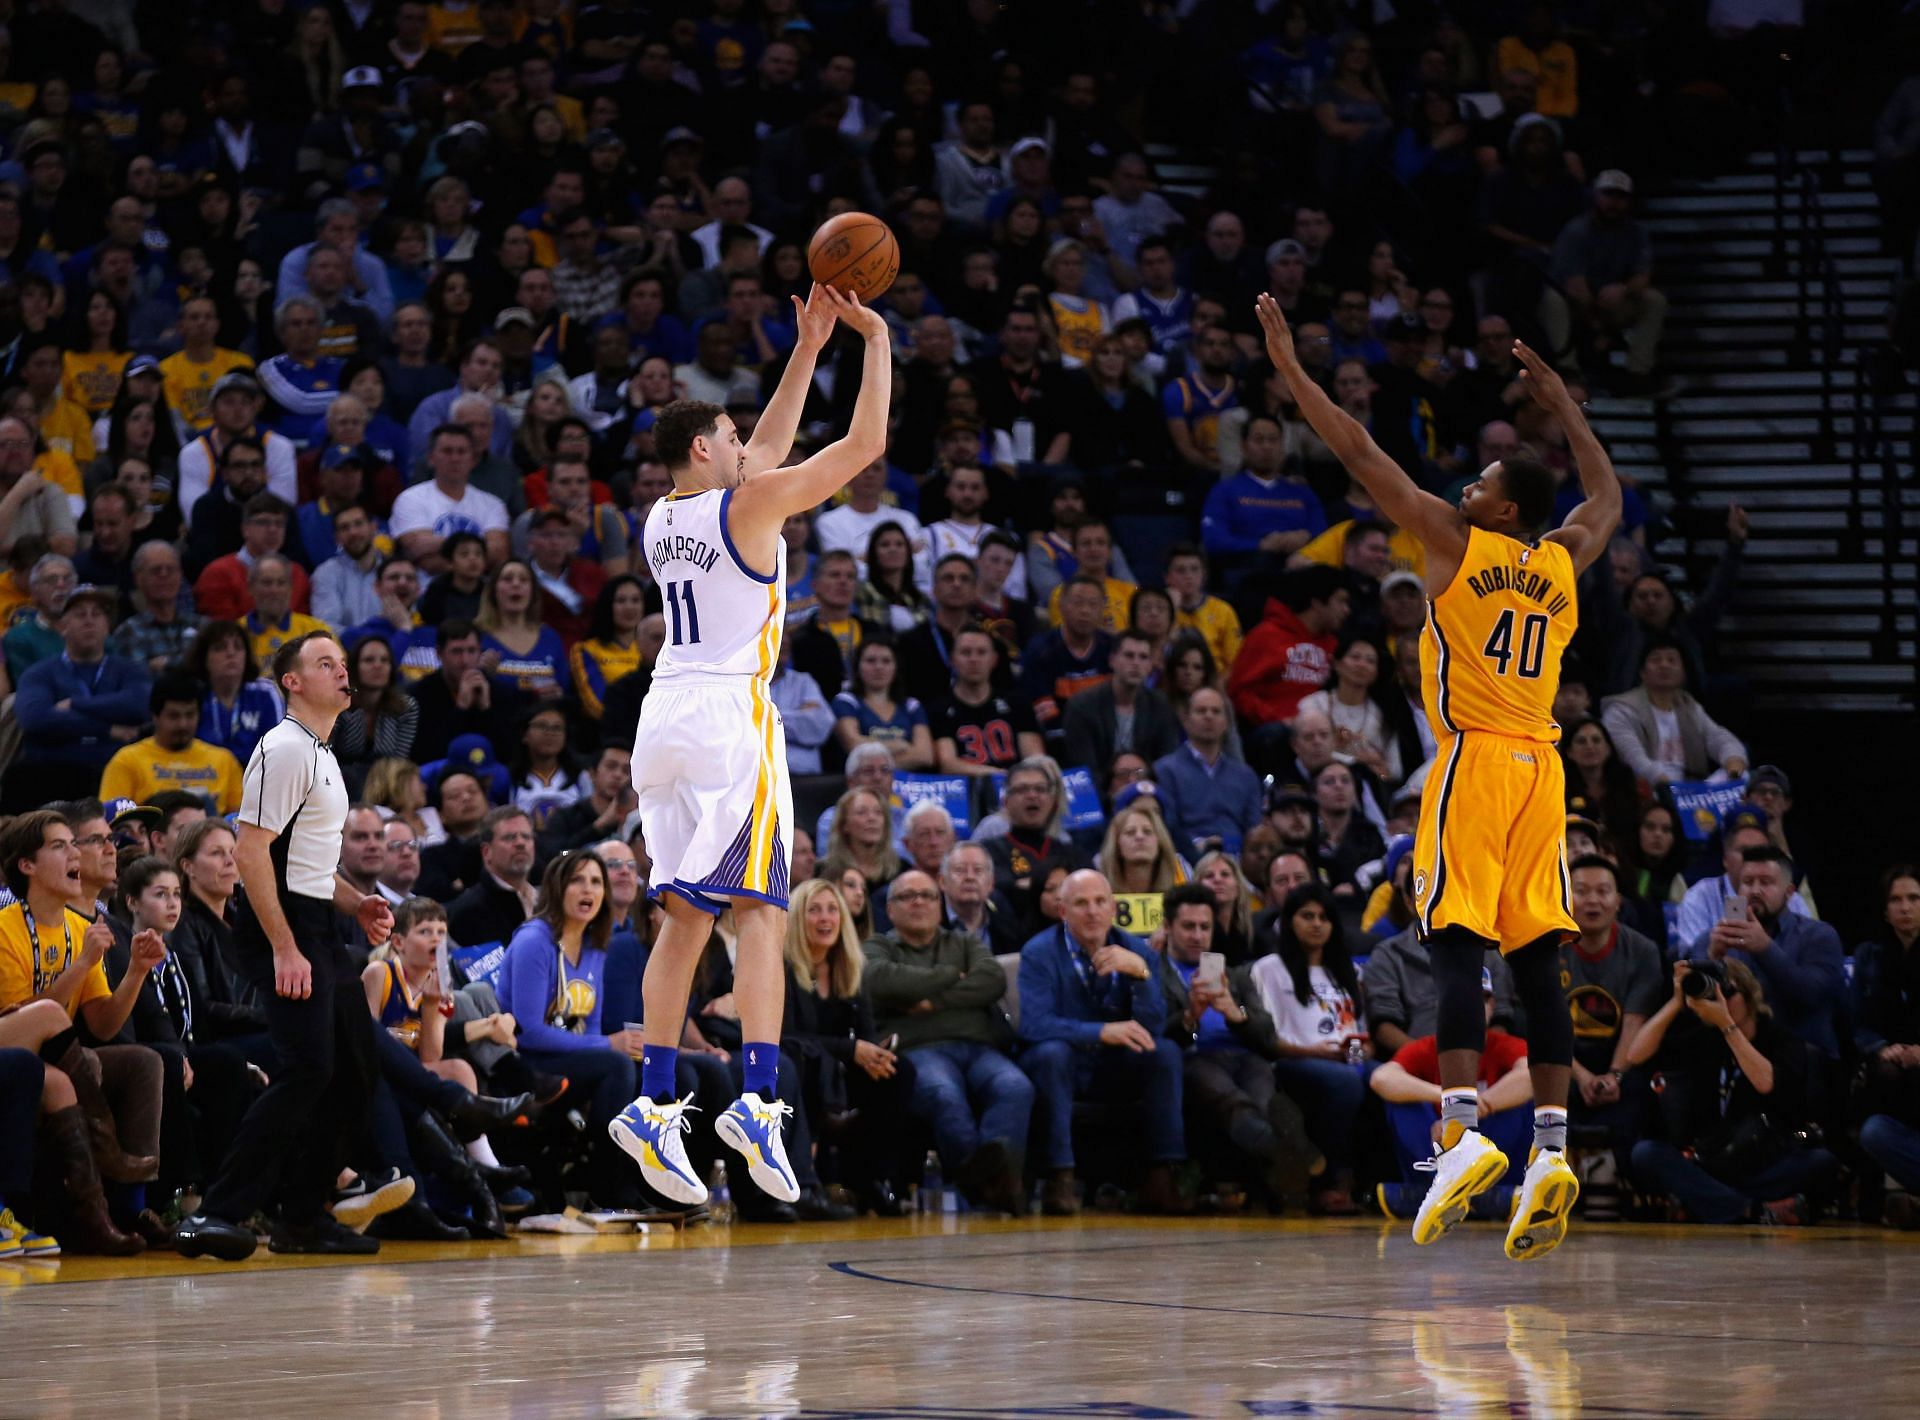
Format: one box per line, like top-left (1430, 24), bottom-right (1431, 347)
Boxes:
top-left (246, 611), bottom-right (330, 667)
top-left (63, 351), bottom-right (131, 416)
top-left (1296, 519), bottom-right (1427, 582)
top-left (99, 736), bottom-right (245, 814)
top-left (38, 397), bottom-right (95, 464)
top-left (0, 901), bottom-right (108, 1015)
top-left (1047, 575), bottom-right (1137, 634)
top-left (1420, 526), bottom-right (1575, 744)
top-left (1174, 595), bottom-right (1244, 676)
top-left (161, 348), bottom-right (252, 432)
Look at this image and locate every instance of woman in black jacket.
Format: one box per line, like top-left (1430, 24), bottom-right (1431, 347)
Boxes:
top-left (1055, 333), bottom-right (1174, 473)
top-left (169, 820), bottom-right (270, 1063)
top-left (781, 879), bottom-right (915, 1218)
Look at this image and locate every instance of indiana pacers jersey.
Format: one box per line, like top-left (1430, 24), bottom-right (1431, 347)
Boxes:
top-left (643, 487), bottom-right (787, 685)
top-left (1420, 526), bottom-right (1576, 744)
top-left (1414, 525), bottom-right (1578, 954)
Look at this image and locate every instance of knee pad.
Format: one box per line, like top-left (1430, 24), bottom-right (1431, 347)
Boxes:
top-left (1507, 932), bottom-right (1574, 1068)
top-left (1428, 927), bottom-right (1492, 1056)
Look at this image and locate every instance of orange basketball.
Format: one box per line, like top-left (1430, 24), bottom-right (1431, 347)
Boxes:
top-left (808, 211), bottom-right (899, 302)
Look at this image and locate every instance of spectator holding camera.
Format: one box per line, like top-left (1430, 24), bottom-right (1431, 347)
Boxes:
top-left (1675, 807), bottom-right (1812, 949)
top-left (1627, 958), bottom-right (1836, 1225)
top-left (1682, 845), bottom-right (1843, 1062)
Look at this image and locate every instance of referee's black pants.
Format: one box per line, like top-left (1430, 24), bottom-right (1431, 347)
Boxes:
top-left (202, 897), bottom-right (378, 1226)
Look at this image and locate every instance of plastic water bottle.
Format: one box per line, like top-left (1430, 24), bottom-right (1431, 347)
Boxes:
top-left (918, 1149), bottom-right (943, 1213)
top-left (708, 1161), bottom-right (734, 1223)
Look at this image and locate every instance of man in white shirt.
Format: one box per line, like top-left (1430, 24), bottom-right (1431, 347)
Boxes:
top-left (176, 372), bottom-right (301, 531)
top-left (389, 425), bottom-right (510, 572)
top-left (924, 462), bottom-right (1027, 599)
top-left (689, 177), bottom-right (774, 267)
top-left (814, 457), bottom-right (929, 582)
top-left (1092, 153), bottom-right (1183, 267)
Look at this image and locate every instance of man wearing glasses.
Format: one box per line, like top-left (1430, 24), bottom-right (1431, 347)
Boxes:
top-left (982, 758), bottom-right (1089, 898)
top-left (0, 415), bottom-right (77, 559)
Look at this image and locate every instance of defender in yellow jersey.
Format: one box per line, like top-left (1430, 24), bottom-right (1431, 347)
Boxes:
top-left (1260, 294), bottom-right (1619, 1262)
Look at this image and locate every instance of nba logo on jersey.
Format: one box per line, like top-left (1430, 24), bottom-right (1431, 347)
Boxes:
top-left (1519, 547), bottom-right (1532, 565)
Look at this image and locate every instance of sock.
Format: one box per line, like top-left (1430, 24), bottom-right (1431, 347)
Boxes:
top-left (743, 1041), bottom-right (779, 1098)
top-left (1439, 1089), bottom-right (1479, 1150)
top-left (1533, 1105), bottom-right (1569, 1154)
top-left (640, 1045), bottom-right (678, 1103)
top-left (465, 1135), bottom-right (502, 1169)
top-left (106, 1182), bottom-right (145, 1226)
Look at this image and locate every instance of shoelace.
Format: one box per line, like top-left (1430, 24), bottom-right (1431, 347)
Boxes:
top-left (649, 1093), bottom-right (702, 1139)
top-left (747, 1098), bottom-right (795, 1130)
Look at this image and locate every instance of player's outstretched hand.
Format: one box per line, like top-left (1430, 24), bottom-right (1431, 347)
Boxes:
top-left (791, 282), bottom-right (840, 352)
top-left (1513, 340), bottom-right (1576, 411)
top-left (816, 284), bottom-right (889, 340)
top-left (1255, 292), bottom-right (1298, 371)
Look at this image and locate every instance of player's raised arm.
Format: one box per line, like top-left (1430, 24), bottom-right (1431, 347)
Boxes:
top-left (740, 282), bottom-right (839, 478)
top-left (1255, 294), bottom-right (1466, 560)
top-left (734, 287), bottom-right (893, 527)
top-left (1526, 340), bottom-right (1622, 574)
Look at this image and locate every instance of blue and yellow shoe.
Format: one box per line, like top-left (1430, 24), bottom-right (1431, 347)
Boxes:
top-left (714, 1093), bottom-right (800, 1203)
top-left (609, 1095), bottom-right (708, 1206)
top-left (0, 1207), bottom-right (60, 1257)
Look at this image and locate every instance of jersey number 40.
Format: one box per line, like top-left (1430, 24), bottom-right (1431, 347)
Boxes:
top-left (664, 580), bottom-right (703, 646)
top-left (1481, 609), bottom-right (1548, 679)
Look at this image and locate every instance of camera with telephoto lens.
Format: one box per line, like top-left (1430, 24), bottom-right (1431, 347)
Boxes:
top-left (1681, 958), bottom-right (1727, 999)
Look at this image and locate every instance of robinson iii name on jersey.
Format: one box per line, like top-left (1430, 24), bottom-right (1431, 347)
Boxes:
top-left (1460, 560), bottom-right (1572, 617)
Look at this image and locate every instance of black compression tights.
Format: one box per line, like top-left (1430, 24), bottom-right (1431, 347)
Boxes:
top-left (1430, 927), bottom-right (1575, 1069)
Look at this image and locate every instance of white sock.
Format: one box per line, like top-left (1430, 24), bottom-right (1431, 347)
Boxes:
top-left (466, 1135), bottom-right (502, 1168)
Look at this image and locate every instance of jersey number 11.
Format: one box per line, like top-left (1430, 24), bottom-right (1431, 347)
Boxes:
top-left (664, 580), bottom-right (703, 646)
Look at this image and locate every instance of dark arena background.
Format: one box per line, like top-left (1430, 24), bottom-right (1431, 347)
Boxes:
top-left (0, 1), bottom-right (1916, 1416)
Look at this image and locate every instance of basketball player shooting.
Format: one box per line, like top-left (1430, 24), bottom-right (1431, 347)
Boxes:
top-left (609, 283), bottom-right (891, 1206)
top-left (1256, 293), bottom-right (1620, 1259)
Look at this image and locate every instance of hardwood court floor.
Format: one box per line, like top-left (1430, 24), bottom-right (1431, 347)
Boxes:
top-left (3, 1214), bottom-right (1917, 1418)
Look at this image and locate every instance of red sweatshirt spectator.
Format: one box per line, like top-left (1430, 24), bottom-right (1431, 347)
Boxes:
top-left (1228, 566), bottom-right (1350, 729)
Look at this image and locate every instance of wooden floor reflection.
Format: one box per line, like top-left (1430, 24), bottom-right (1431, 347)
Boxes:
top-left (3, 1214), bottom-right (1917, 1418)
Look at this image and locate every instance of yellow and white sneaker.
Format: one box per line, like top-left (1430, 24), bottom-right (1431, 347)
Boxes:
top-left (609, 1094), bottom-right (709, 1206)
top-left (0, 1207), bottom-right (60, 1257)
top-left (1505, 1147), bottom-right (1580, 1260)
top-left (1412, 1128), bottom-right (1509, 1245)
top-left (715, 1093), bottom-right (800, 1202)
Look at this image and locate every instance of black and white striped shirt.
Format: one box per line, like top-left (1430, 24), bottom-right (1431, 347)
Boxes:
top-left (239, 715), bottom-right (349, 901)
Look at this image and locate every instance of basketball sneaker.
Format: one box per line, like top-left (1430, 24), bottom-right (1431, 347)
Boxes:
top-left (1505, 1147), bottom-right (1580, 1260)
top-left (715, 1093), bottom-right (800, 1203)
top-left (1412, 1128), bottom-right (1509, 1245)
top-left (0, 1207), bottom-right (58, 1258)
top-left (609, 1095), bottom-right (708, 1206)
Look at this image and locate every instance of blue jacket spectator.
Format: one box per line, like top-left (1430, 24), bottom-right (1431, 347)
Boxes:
top-left (1018, 916), bottom-right (1167, 1048)
top-left (14, 586), bottom-right (152, 772)
top-left (1683, 847), bottom-right (1845, 1060)
top-left (1200, 463), bottom-right (1327, 559)
top-left (1153, 690), bottom-right (1263, 854)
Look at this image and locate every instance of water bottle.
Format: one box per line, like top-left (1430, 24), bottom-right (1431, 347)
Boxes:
top-left (918, 1149), bottom-right (943, 1213)
top-left (708, 1161), bottom-right (734, 1224)
top-left (1346, 1035), bottom-right (1368, 1066)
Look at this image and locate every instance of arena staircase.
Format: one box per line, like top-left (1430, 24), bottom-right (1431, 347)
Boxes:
top-left (1590, 146), bottom-right (1918, 714)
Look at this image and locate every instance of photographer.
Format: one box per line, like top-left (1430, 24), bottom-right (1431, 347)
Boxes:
top-left (1626, 958), bottom-right (1836, 1225)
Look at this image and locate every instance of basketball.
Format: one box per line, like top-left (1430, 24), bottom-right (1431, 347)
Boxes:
top-left (808, 211), bottom-right (899, 302)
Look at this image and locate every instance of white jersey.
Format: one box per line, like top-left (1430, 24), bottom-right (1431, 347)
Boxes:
top-left (238, 713), bottom-right (349, 901)
top-left (643, 487), bottom-right (787, 685)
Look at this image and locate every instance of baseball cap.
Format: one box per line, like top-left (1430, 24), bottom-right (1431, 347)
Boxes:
top-left (1748, 765), bottom-right (1792, 797)
top-left (1265, 238), bottom-right (1306, 265)
top-left (346, 160), bottom-right (387, 192)
top-left (320, 444), bottom-right (368, 471)
top-left (212, 370), bottom-right (261, 400)
top-left (105, 798), bottom-right (163, 832)
top-left (1008, 136), bottom-right (1050, 161)
top-left (1565, 810), bottom-right (1604, 842)
top-left (1594, 169), bottom-right (1634, 195)
top-left (1112, 781), bottom-right (1161, 816)
top-left (1382, 569), bottom-right (1424, 596)
top-left (1382, 834), bottom-right (1415, 887)
top-left (124, 353), bottom-right (161, 379)
top-left (660, 126), bottom-right (704, 149)
top-left (62, 583), bottom-right (119, 616)
top-left (586, 127), bottom-right (625, 150)
top-left (1385, 313), bottom-right (1425, 342)
top-left (1722, 802), bottom-right (1769, 836)
top-left (1266, 782), bottom-right (1314, 814)
top-left (493, 306), bottom-right (536, 330)
top-left (343, 66), bottom-right (384, 92)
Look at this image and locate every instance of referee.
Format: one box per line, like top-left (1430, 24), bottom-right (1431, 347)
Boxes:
top-left (176, 631), bottom-right (399, 1260)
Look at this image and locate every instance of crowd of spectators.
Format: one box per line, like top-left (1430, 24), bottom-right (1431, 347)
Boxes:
top-left (0, 0), bottom-right (1916, 1258)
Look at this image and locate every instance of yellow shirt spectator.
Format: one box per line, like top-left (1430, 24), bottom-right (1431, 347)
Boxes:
top-left (1174, 595), bottom-right (1245, 676)
top-left (34, 447), bottom-right (86, 522)
top-left (0, 901), bottom-right (108, 1015)
top-left (1047, 575), bottom-right (1136, 634)
top-left (1494, 36), bottom-right (1579, 118)
top-left (246, 610), bottom-right (330, 666)
top-left (427, 0), bottom-right (485, 53)
top-left (570, 636), bottom-right (642, 720)
top-left (62, 351), bottom-right (131, 417)
top-left (161, 347), bottom-right (252, 433)
top-left (1295, 520), bottom-right (1427, 582)
top-left (38, 396), bottom-right (96, 465)
top-left (99, 735), bottom-right (245, 814)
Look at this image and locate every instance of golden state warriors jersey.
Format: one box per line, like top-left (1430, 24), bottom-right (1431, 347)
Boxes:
top-left (644, 488), bottom-right (787, 686)
top-left (1420, 526), bottom-right (1575, 743)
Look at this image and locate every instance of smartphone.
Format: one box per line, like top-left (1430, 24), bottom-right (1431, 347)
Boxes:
top-left (1721, 896), bottom-right (1749, 923)
top-left (1197, 952), bottom-right (1227, 988)
top-left (884, 1034), bottom-right (899, 1053)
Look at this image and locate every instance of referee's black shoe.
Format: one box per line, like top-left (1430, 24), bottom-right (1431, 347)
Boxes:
top-left (269, 1213), bottom-right (381, 1255)
top-left (449, 1090), bottom-right (537, 1130)
top-left (174, 1212), bottom-right (259, 1262)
